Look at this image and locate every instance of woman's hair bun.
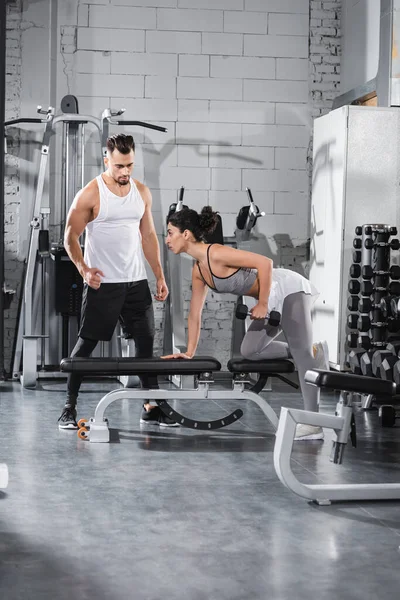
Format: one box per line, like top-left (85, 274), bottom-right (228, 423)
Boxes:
top-left (199, 206), bottom-right (219, 236)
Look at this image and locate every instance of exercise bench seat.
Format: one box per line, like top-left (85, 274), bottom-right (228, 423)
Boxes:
top-left (227, 358), bottom-right (294, 375)
top-left (60, 356), bottom-right (221, 376)
top-left (305, 369), bottom-right (396, 397)
top-left (227, 358), bottom-right (296, 394)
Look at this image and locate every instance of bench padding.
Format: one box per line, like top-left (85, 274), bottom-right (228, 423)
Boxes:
top-left (227, 358), bottom-right (294, 375)
top-left (305, 369), bottom-right (396, 396)
top-left (60, 356), bottom-right (221, 376)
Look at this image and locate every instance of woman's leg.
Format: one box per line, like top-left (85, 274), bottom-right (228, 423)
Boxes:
top-left (280, 292), bottom-right (319, 412)
top-left (240, 321), bottom-right (289, 360)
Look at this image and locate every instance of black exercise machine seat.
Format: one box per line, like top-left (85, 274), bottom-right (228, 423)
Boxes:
top-left (227, 358), bottom-right (294, 374)
top-left (305, 369), bottom-right (397, 396)
top-left (60, 356), bottom-right (221, 376)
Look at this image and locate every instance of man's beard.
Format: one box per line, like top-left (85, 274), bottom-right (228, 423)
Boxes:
top-left (117, 177), bottom-right (129, 185)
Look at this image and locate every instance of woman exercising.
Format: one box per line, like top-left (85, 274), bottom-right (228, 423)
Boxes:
top-left (163, 206), bottom-right (329, 441)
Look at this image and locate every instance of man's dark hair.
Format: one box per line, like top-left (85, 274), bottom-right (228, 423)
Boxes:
top-left (106, 133), bottom-right (135, 154)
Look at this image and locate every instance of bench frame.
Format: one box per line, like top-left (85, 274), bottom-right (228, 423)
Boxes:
top-left (78, 377), bottom-right (280, 442)
top-left (274, 369), bottom-right (400, 505)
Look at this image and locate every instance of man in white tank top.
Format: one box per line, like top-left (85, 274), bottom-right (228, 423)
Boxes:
top-left (58, 134), bottom-right (178, 429)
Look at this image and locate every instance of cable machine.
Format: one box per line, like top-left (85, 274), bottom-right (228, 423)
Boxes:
top-left (4, 96), bottom-right (166, 387)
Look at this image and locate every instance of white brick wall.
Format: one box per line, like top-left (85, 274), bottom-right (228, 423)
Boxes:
top-left (3, 0), bottom-right (343, 372)
top-left (4, 0), bottom-right (23, 373)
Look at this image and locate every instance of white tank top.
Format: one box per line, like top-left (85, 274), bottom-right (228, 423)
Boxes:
top-left (83, 175), bottom-right (147, 283)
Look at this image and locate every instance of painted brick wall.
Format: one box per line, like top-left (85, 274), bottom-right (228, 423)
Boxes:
top-left (3, 0), bottom-right (23, 373)
top-left (3, 0), bottom-right (342, 372)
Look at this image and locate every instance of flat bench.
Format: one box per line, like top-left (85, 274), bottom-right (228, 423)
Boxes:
top-left (59, 356), bottom-right (295, 441)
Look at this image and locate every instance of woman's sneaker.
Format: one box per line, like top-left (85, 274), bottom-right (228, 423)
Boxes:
top-left (313, 340), bottom-right (330, 371)
top-left (140, 405), bottom-right (179, 428)
top-left (294, 424), bottom-right (324, 441)
top-left (58, 407), bottom-right (78, 430)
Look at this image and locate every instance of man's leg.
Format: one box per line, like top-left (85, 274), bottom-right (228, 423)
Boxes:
top-left (58, 283), bottom-right (125, 430)
top-left (58, 337), bottom-right (98, 430)
top-left (119, 280), bottom-right (178, 426)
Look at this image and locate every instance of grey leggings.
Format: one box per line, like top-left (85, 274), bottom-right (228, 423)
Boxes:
top-left (240, 292), bottom-right (319, 412)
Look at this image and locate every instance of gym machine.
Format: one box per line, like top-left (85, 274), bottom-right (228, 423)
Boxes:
top-left (274, 368), bottom-right (400, 504)
top-left (4, 97), bottom-right (167, 388)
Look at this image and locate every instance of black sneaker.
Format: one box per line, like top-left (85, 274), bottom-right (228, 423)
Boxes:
top-left (140, 405), bottom-right (179, 428)
top-left (58, 407), bottom-right (78, 430)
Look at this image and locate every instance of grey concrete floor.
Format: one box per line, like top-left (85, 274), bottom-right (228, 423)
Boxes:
top-left (1, 376), bottom-right (400, 600)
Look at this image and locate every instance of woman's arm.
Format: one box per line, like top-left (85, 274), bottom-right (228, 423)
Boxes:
top-left (162, 265), bottom-right (208, 359)
top-left (212, 245), bottom-right (273, 318)
top-left (186, 267), bottom-right (208, 357)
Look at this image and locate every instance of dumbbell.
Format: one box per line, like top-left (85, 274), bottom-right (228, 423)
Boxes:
top-left (347, 295), bottom-right (359, 311)
top-left (371, 349), bottom-right (392, 377)
top-left (379, 339), bottom-right (400, 380)
top-left (348, 348), bottom-right (365, 375)
top-left (353, 250), bottom-right (361, 264)
top-left (348, 280), bottom-right (360, 294)
top-left (357, 333), bottom-right (372, 349)
top-left (362, 265), bottom-right (400, 279)
top-left (235, 303), bottom-right (281, 327)
top-left (365, 238), bottom-right (400, 250)
top-left (349, 264), bottom-right (361, 278)
top-left (347, 314), bottom-right (358, 330)
top-left (360, 280), bottom-right (400, 296)
top-left (379, 355), bottom-right (399, 380)
top-left (378, 404), bottom-right (399, 427)
top-left (347, 333), bottom-right (358, 348)
top-left (358, 297), bottom-right (372, 313)
top-left (390, 296), bottom-right (400, 317)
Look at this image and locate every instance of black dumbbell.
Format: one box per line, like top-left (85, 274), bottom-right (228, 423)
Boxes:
top-left (347, 314), bottom-right (358, 329)
top-left (389, 281), bottom-right (400, 295)
top-left (355, 226), bottom-right (363, 235)
top-left (235, 303), bottom-right (281, 327)
top-left (353, 238), bottom-right (362, 249)
top-left (360, 281), bottom-right (373, 296)
top-left (360, 350), bottom-right (375, 376)
top-left (386, 338), bottom-right (400, 356)
top-left (391, 239), bottom-right (400, 250)
top-left (388, 318), bottom-right (400, 333)
top-left (348, 280), bottom-right (361, 294)
top-left (379, 355), bottom-right (399, 381)
top-left (347, 295), bottom-right (359, 311)
top-left (349, 264), bottom-right (361, 278)
top-left (380, 295), bottom-right (393, 318)
top-left (347, 333), bottom-right (358, 348)
top-left (378, 404), bottom-right (399, 427)
top-left (371, 349), bottom-right (392, 377)
top-left (357, 333), bottom-right (372, 350)
top-left (348, 349), bottom-right (365, 375)
top-left (390, 296), bottom-right (400, 317)
top-left (358, 297), bottom-right (372, 312)
top-left (362, 265), bottom-right (374, 279)
top-left (353, 250), bottom-right (361, 264)
top-left (393, 360), bottom-right (400, 385)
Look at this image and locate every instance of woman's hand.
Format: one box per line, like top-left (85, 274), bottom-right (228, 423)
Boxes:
top-left (249, 302), bottom-right (268, 320)
top-left (161, 353), bottom-right (193, 359)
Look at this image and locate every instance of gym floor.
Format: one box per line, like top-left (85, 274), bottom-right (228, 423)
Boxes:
top-left (0, 376), bottom-right (399, 600)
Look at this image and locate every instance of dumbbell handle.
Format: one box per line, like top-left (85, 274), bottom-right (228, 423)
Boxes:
top-left (236, 303), bottom-right (281, 327)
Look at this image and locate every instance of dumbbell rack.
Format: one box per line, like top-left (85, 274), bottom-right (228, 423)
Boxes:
top-left (346, 224), bottom-right (400, 394)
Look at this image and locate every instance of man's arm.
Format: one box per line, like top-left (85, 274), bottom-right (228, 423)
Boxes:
top-left (137, 182), bottom-right (168, 301)
top-left (64, 181), bottom-right (104, 288)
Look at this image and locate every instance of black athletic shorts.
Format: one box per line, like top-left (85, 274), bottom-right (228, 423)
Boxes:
top-left (78, 279), bottom-right (155, 342)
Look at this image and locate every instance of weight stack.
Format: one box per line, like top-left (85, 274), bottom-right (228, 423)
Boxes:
top-left (346, 224), bottom-right (400, 377)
